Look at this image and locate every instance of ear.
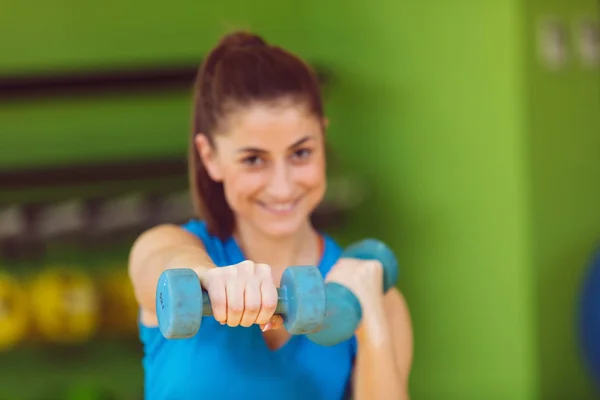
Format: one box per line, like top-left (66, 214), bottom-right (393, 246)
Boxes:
top-left (194, 134), bottom-right (224, 182)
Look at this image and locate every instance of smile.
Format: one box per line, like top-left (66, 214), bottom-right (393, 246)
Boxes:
top-left (257, 198), bottom-right (301, 215)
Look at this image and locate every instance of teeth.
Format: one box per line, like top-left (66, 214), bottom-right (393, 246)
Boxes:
top-left (268, 203), bottom-right (293, 212)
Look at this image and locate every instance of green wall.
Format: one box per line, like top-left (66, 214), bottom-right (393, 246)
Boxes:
top-left (0, 0), bottom-right (311, 169)
top-left (304, 0), bottom-right (599, 398)
top-left (1, 0), bottom-right (600, 399)
top-left (525, 0), bottom-right (600, 398)
top-left (305, 1), bottom-right (538, 399)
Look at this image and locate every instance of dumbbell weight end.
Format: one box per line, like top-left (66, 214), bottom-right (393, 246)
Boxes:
top-left (305, 282), bottom-right (362, 346)
top-left (157, 268), bottom-right (202, 339)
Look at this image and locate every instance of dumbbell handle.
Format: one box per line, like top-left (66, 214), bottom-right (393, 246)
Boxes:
top-left (199, 287), bottom-right (290, 317)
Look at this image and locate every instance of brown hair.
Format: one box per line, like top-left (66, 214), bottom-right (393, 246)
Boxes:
top-left (189, 31), bottom-right (325, 240)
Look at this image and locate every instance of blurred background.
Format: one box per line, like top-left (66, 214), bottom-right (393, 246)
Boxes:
top-left (1, 0), bottom-right (599, 399)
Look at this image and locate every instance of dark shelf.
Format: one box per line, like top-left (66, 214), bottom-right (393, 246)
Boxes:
top-left (0, 156), bottom-right (187, 190)
top-left (0, 61), bottom-right (331, 101)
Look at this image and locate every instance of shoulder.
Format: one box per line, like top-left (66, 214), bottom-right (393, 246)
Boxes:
top-left (129, 223), bottom-right (206, 271)
top-left (130, 219), bottom-right (226, 267)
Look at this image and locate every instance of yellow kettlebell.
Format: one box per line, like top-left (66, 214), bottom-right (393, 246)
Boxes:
top-left (98, 267), bottom-right (138, 337)
top-left (0, 271), bottom-right (29, 351)
top-left (29, 266), bottom-right (99, 343)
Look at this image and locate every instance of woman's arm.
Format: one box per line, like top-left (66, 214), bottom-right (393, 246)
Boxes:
top-left (352, 287), bottom-right (413, 400)
top-left (128, 223), bottom-right (217, 323)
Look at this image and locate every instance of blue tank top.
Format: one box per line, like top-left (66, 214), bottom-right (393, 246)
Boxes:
top-left (139, 219), bottom-right (357, 400)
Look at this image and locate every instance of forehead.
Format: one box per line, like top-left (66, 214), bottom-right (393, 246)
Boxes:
top-left (218, 103), bottom-right (321, 148)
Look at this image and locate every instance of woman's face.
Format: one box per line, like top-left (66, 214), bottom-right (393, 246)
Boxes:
top-left (196, 102), bottom-right (327, 238)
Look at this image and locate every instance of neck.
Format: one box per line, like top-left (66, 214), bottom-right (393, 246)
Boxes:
top-left (233, 220), bottom-right (321, 284)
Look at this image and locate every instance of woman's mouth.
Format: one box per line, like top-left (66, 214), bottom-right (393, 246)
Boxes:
top-left (257, 199), bottom-right (299, 215)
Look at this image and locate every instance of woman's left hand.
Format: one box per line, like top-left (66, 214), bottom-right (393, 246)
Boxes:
top-left (324, 257), bottom-right (385, 309)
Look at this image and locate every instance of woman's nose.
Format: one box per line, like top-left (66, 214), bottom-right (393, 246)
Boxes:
top-left (266, 163), bottom-right (294, 200)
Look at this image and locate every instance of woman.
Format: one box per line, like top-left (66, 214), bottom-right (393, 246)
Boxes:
top-left (128, 31), bottom-right (413, 400)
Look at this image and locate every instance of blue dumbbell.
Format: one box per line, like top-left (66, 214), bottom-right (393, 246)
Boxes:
top-left (306, 238), bottom-right (399, 346)
top-left (156, 265), bottom-right (327, 339)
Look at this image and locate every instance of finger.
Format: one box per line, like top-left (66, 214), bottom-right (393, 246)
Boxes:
top-left (225, 279), bottom-right (244, 327)
top-left (206, 278), bottom-right (227, 324)
top-left (240, 277), bottom-right (261, 327)
top-left (255, 280), bottom-right (277, 325)
top-left (255, 263), bottom-right (277, 325)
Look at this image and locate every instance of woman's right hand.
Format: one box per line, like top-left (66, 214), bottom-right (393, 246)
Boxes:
top-left (194, 261), bottom-right (283, 331)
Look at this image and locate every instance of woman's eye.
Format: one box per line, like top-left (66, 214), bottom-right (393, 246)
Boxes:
top-left (242, 156), bottom-right (263, 166)
top-left (293, 148), bottom-right (312, 160)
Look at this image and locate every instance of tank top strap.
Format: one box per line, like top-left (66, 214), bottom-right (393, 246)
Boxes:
top-left (181, 219), bottom-right (245, 267)
top-left (318, 233), bottom-right (342, 276)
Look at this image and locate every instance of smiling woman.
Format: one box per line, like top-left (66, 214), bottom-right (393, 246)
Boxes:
top-left (188, 32), bottom-right (326, 243)
top-left (128, 31), bottom-right (413, 400)
top-left (194, 103), bottom-right (327, 241)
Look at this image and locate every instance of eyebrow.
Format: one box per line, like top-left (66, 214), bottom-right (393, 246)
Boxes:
top-left (236, 136), bottom-right (314, 153)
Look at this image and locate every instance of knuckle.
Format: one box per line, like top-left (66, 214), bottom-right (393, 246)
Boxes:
top-left (226, 268), bottom-right (239, 279)
top-left (256, 263), bottom-right (272, 276)
top-left (256, 262), bottom-right (271, 271)
top-left (239, 260), bottom-right (255, 272)
top-left (221, 264), bottom-right (236, 274)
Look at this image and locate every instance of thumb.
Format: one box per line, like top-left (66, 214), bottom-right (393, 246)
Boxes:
top-left (260, 315), bottom-right (284, 332)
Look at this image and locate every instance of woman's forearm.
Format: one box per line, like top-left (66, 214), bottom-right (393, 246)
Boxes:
top-left (353, 297), bottom-right (409, 400)
top-left (128, 224), bottom-right (216, 315)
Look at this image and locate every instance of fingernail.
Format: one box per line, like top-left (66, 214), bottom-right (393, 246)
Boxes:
top-left (261, 322), bottom-right (272, 332)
